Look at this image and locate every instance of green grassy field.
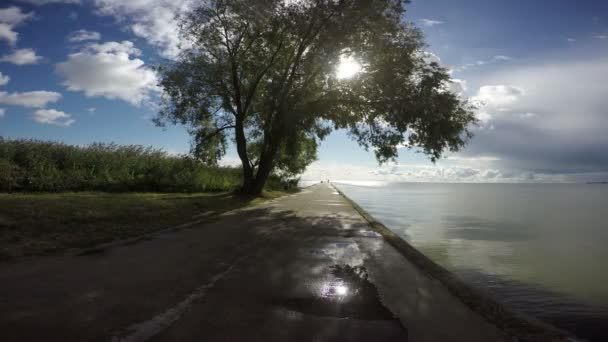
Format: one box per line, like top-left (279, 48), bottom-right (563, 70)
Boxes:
top-left (0, 190), bottom-right (290, 260)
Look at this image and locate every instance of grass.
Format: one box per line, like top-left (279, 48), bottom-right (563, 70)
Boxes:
top-left (0, 138), bottom-right (244, 193)
top-left (0, 190), bottom-right (292, 260)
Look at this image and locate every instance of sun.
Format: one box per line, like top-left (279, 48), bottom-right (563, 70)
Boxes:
top-left (335, 56), bottom-right (361, 79)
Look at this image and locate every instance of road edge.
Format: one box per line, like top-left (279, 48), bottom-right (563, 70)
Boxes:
top-left (332, 183), bottom-right (582, 342)
top-left (72, 190), bottom-right (296, 257)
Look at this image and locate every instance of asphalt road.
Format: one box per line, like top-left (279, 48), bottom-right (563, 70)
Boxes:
top-left (0, 183), bottom-right (511, 342)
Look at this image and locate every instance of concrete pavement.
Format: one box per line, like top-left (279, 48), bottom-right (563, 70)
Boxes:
top-left (0, 183), bottom-right (512, 341)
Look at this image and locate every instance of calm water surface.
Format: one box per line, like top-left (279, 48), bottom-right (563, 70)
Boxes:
top-left (334, 182), bottom-right (608, 341)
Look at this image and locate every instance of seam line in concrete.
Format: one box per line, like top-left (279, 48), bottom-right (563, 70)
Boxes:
top-left (110, 256), bottom-right (245, 342)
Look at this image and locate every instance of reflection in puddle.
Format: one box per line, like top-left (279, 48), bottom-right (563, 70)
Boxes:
top-left (273, 265), bottom-right (405, 323)
top-left (321, 281), bottom-right (349, 298)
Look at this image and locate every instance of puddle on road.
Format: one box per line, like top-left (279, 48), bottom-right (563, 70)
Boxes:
top-left (273, 265), bottom-right (401, 322)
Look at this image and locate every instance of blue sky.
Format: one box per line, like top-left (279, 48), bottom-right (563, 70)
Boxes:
top-left (1, 0), bottom-right (607, 182)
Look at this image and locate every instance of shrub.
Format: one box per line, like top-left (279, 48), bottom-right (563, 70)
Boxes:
top-left (0, 138), bottom-right (245, 193)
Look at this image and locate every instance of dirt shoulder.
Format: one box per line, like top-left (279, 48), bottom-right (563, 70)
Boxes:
top-left (0, 190), bottom-right (290, 260)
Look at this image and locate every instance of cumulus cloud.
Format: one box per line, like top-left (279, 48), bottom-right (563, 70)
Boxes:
top-left (0, 6), bottom-right (34, 45)
top-left (301, 161), bottom-right (562, 183)
top-left (420, 19), bottom-right (443, 27)
top-left (0, 72), bottom-right (9, 86)
top-left (460, 57), bottom-right (608, 176)
top-left (55, 40), bottom-right (158, 105)
top-left (67, 29), bottom-right (101, 42)
top-left (475, 85), bottom-right (524, 107)
top-left (0, 48), bottom-right (42, 65)
top-left (0, 90), bottom-right (61, 108)
top-left (92, 0), bottom-right (195, 58)
top-left (16, 0), bottom-right (80, 5)
top-left (0, 6), bottom-right (33, 26)
top-left (32, 108), bottom-right (75, 126)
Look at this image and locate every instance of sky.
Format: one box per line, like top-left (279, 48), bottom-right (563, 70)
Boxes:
top-left (0, 0), bottom-right (607, 183)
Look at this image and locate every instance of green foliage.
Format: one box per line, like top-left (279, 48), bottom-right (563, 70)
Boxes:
top-left (0, 138), bottom-right (248, 193)
top-left (157, 0), bottom-right (476, 193)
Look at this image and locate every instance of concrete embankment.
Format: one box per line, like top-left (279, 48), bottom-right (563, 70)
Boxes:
top-left (333, 183), bottom-right (581, 342)
top-left (0, 183), bottom-right (579, 341)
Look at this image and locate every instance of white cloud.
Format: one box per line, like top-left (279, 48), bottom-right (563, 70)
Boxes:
top-left (518, 112), bottom-right (536, 119)
top-left (0, 6), bottom-right (33, 25)
top-left (492, 55), bottom-right (511, 62)
top-left (454, 55), bottom-right (512, 72)
top-left (0, 90), bottom-right (61, 108)
top-left (92, 0), bottom-right (195, 58)
top-left (87, 107), bottom-right (96, 114)
top-left (0, 6), bottom-right (34, 45)
top-left (447, 155), bottom-right (501, 162)
top-left (460, 57), bottom-right (608, 176)
top-left (448, 78), bottom-right (467, 95)
top-left (55, 40), bottom-right (158, 105)
top-left (85, 40), bottom-right (140, 54)
top-left (301, 161), bottom-right (558, 183)
top-left (594, 34), bottom-right (607, 40)
top-left (470, 85), bottom-right (524, 124)
top-left (68, 11), bottom-right (78, 20)
top-left (0, 72), bottom-right (9, 86)
top-left (420, 19), bottom-right (443, 27)
top-left (0, 24), bottom-right (17, 45)
top-left (67, 29), bottom-right (101, 42)
top-left (16, 0), bottom-right (80, 5)
top-left (32, 108), bottom-right (75, 126)
top-left (218, 156), bottom-right (242, 167)
top-left (0, 108), bottom-right (5, 117)
top-left (567, 38), bottom-right (576, 42)
top-left (421, 51), bottom-right (441, 64)
top-left (474, 85), bottom-right (523, 107)
top-left (475, 111), bottom-right (492, 123)
top-left (0, 48), bottom-right (42, 65)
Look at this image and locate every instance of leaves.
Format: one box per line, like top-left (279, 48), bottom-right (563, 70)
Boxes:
top-left (157, 0), bottom-right (476, 188)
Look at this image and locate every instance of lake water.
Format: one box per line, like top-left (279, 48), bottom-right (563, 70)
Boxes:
top-left (334, 182), bottom-right (608, 341)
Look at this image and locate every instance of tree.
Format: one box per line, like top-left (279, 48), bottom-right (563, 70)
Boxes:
top-left (156, 0), bottom-right (476, 195)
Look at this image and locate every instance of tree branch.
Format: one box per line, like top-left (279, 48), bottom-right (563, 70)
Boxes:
top-left (243, 33), bottom-right (286, 115)
top-left (201, 123), bottom-right (236, 141)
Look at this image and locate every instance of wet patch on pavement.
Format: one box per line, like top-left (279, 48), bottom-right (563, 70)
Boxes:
top-left (341, 229), bottom-right (381, 238)
top-left (273, 264), bottom-right (407, 325)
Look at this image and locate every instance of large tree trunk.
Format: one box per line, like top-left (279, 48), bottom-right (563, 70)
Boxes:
top-left (248, 135), bottom-right (281, 196)
top-left (241, 170), bottom-right (254, 194)
top-left (239, 107), bottom-right (284, 195)
top-left (250, 152), bottom-right (275, 195)
top-left (235, 119), bottom-right (254, 194)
